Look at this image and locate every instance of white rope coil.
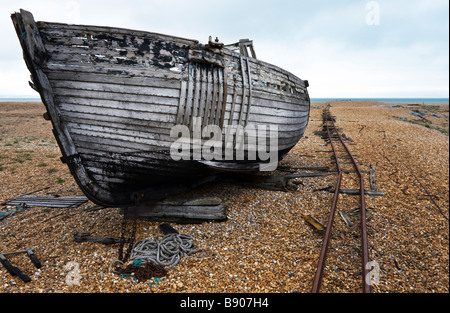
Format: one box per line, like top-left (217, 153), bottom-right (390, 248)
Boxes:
top-left (130, 233), bottom-right (201, 269)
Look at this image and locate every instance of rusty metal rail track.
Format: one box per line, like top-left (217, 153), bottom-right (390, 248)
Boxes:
top-left (312, 106), bottom-right (371, 293)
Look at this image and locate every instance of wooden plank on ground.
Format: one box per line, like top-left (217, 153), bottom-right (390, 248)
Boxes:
top-left (5, 195), bottom-right (88, 208)
top-left (121, 197), bottom-right (227, 223)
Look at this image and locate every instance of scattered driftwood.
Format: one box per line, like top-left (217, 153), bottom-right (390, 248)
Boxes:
top-left (369, 164), bottom-right (378, 191)
top-left (401, 185), bottom-right (409, 195)
top-left (393, 258), bottom-right (402, 271)
top-left (313, 186), bottom-right (333, 192)
top-left (314, 130), bottom-right (354, 143)
top-left (73, 231), bottom-right (128, 245)
top-left (296, 154), bottom-right (317, 158)
top-left (159, 223), bottom-right (179, 235)
top-left (0, 211), bottom-right (15, 222)
top-left (41, 211), bottom-right (65, 224)
top-left (330, 188), bottom-right (385, 197)
top-left (339, 211), bottom-right (353, 227)
top-left (315, 150), bottom-right (333, 153)
top-left (313, 131), bottom-right (329, 138)
top-left (224, 172), bottom-right (333, 191)
top-left (121, 197), bottom-right (227, 223)
top-left (299, 166), bottom-right (330, 171)
top-left (384, 155), bottom-right (448, 221)
top-left (278, 166), bottom-right (329, 173)
top-left (301, 214), bottom-right (325, 231)
top-left (315, 186), bottom-right (385, 197)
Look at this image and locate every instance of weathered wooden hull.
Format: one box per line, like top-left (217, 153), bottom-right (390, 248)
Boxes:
top-left (12, 9), bottom-right (310, 208)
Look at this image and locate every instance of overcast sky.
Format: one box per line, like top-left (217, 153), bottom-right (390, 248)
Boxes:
top-left (1, 0), bottom-right (448, 98)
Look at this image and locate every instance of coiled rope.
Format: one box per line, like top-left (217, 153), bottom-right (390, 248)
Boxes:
top-left (130, 233), bottom-right (202, 269)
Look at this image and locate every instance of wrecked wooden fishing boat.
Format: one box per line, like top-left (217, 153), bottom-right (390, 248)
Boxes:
top-left (12, 9), bottom-right (310, 208)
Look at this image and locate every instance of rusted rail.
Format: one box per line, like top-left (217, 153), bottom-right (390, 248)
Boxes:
top-left (312, 106), bottom-right (371, 293)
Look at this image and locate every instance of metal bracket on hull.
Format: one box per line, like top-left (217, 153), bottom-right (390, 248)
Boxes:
top-left (225, 39), bottom-right (257, 59)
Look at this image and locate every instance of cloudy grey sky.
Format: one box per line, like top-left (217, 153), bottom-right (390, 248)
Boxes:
top-left (1, 0), bottom-right (448, 98)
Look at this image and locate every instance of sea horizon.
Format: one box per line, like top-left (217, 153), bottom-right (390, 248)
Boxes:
top-left (310, 97), bottom-right (449, 104)
top-left (0, 96), bottom-right (448, 105)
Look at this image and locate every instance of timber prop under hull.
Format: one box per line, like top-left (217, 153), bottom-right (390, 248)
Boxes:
top-left (11, 9), bottom-right (311, 208)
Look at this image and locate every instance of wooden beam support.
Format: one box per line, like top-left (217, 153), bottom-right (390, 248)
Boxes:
top-left (120, 197), bottom-right (227, 223)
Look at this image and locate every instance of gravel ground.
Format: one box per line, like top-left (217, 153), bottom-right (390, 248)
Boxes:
top-left (0, 100), bottom-right (448, 294)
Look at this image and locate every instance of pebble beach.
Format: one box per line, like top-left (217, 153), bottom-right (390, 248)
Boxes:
top-left (0, 100), bottom-right (448, 294)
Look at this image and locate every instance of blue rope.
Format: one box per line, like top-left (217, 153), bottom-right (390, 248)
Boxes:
top-left (20, 31), bottom-right (26, 43)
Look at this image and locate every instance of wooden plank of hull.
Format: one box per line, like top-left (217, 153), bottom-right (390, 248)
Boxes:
top-left (61, 110), bottom-right (172, 133)
top-left (46, 70), bottom-right (182, 89)
top-left (39, 24), bottom-right (193, 70)
top-left (37, 21), bottom-right (199, 46)
top-left (59, 97), bottom-right (178, 119)
top-left (82, 154), bottom-right (209, 177)
top-left (52, 80), bottom-right (181, 98)
top-left (55, 88), bottom-right (180, 109)
top-left (80, 153), bottom-right (210, 183)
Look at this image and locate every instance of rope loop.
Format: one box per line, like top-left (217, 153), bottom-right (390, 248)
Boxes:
top-left (130, 233), bottom-right (202, 269)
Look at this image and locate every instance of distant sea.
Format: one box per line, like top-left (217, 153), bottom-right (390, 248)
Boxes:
top-left (0, 96), bottom-right (448, 105)
top-left (311, 98), bottom-right (449, 104)
top-left (0, 97), bottom-right (42, 102)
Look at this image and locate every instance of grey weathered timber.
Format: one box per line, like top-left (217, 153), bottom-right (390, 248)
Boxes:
top-left (12, 9), bottom-right (311, 209)
top-left (73, 231), bottom-right (128, 245)
top-left (121, 197), bottom-right (227, 223)
top-left (5, 195), bottom-right (88, 208)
